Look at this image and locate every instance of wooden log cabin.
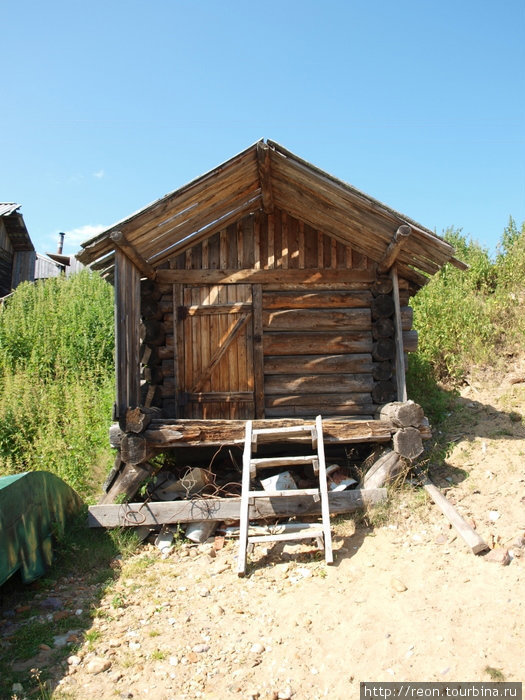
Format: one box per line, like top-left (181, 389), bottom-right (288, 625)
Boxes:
top-left (78, 140), bottom-right (466, 505)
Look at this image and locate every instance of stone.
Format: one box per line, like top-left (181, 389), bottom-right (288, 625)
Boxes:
top-left (192, 644), bottom-right (210, 653)
top-left (391, 578), bottom-right (408, 592)
top-left (67, 655), bottom-right (81, 666)
top-left (197, 586), bottom-right (210, 597)
top-left (41, 597), bottom-right (63, 610)
top-left (483, 549), bottom-right (511, 566)
top-left (86, 658), bottom-right (111, 674)
top-left (53, 610), bottom-right (72, 622)
top-left (278, 688), bottom-right (292, 699)
top-left (250, 642), bottom-right (265, 654)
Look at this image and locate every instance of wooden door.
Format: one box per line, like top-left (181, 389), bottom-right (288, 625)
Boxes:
top-left (178, 284), bottom-right (259, 419)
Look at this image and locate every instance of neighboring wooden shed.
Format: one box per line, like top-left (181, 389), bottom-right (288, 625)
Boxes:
top-left (0, 204), bottom-right (35, 298)
top-left (78, 140), bottom-right (465, 505)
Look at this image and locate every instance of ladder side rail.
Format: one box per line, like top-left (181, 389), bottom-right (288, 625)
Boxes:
top-left (237, 420), bottom-right (253, 576)
top-left (316, 414), bottom-right (334, 565)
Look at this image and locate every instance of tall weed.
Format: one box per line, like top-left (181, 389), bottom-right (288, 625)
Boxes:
top-left (411, 222), bottom-right (525, 384)
top-left (0, 272), bottom-right (115, 499)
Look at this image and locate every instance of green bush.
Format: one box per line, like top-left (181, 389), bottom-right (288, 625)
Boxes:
top-left (0, 271), bottom-right (115, 498)
top-left (410, 221), bottom-right (525, 384)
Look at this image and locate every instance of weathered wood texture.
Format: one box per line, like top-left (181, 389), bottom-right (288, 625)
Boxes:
top-left (115, 249), bottom-right (141, 420)
top-left (361, 449), bottom-right (403, 489)
top-left (132, 208), bottom-right (420, 422)
top-left (111, 417), bottom-right (402, 448)
top-left (392, 427), bottom-right (424, 460)
top-left (98, 462), bottom-right (154, 505)
top-left (88, 488), bottom-right (388, 527)
top-left (377, 401), bottom-right (424, 427)
top-left (415, 469), bottom-right (489, 554)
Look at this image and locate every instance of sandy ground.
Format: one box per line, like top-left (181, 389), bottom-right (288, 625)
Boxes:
top-left (6, 370), bottom-right (525, 699)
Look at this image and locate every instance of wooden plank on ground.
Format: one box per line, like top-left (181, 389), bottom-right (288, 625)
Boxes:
top-left (415, 468), bottom-right (489, 554)
top-left (88, 488), bottom-right (388, 527)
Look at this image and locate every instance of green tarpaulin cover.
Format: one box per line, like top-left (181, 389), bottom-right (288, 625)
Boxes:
top-left (0, 471), bottom-right (82, 586)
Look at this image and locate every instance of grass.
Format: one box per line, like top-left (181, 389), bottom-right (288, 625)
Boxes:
top-left (484, 666), bottom-right (506, 682)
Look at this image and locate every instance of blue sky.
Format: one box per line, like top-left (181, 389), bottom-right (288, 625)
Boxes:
top-left (2, 0), bottom-right (524, 257)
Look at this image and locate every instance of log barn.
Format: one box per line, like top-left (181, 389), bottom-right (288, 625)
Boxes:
top-left (0, 203), bottom-right (35, 298)
top-left (78, 140), bottom-right (466, 507)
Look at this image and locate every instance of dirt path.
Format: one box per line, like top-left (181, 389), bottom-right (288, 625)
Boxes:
top-left (5, 373), bottom-right (525, 699)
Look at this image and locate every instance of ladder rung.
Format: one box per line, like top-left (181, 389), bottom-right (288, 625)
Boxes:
top-left (248, 531), bottom-right (323, 543)
top-left (251, 425), bottom-right (318, 450)
top-left (250, 455), bottom-right (318, 470)
top-left (249, 488), bottom-right (320, 498)
top-left (252, 425), bottom-right (314, 437)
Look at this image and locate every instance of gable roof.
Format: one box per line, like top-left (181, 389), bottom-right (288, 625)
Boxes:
top-left (77, 140), bottom-right (465, 286)
top-left (0, 203), bottom-right (34, 251)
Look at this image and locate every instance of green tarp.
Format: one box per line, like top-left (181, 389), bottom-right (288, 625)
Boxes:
top-left (0, 471), bottom-right (82, 586)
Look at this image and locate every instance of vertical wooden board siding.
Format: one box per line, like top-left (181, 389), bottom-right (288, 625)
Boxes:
top-left (281, 210), bottom-right (289, 269)
top-left (259, 212), bottom-right (268, 269)
top-left (317, 231), bottom-right (324, 268)
top-left (219, 230), bottom-right (228, 269)
top-left (274, 212), bottom-right (283, 268)
top-left (236, 221), bottom-right (244, 269)
top-left (288, 215), bottom-right (299, 269)
top-left (243, 288), bottom-right (255, 419)
top-left (201, 238), bottom-right (209, 269)
top-left (345, 245), bottom-right (353, 268)
top-left (208, 232), bottom-right (220, 270)
top-left (323, 234), bottom-right (332, 269)
top-left (216, 285), bottom-right (228, 419)
top-left (227, 223), bottom-right (237, 268)
top-left (301, 223), bottom-right (315, 268)
top-left (191, 244), bottom-right (202, 269)
top-left (336, 241), bottom-right (347, 268)
top-left (254, 212), bottom-right (261, 270)
top-left (330, 238), bottom-right (337, 269)
top-left (352, 250), bottom-right (367, 270)
top-left (267, 212), bottom-right (275, 269)
top-left (298, 221), bottom-right (305, 269)
top-left (242, 215), bottom-right (255, 268)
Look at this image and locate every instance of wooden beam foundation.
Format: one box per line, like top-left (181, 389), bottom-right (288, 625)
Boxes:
top-left (88, 488), bottom-right (387, 528)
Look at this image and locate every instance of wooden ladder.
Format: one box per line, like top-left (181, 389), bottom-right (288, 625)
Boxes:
top-left (237, 415), bottom-right (333, 576)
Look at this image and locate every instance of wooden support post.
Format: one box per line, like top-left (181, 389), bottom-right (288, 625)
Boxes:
top-left (377, 225), bottom-right (412, 274)
top-left (98, 461), bottom-right (155, 505)
top-left (361, 449), bottom-right (403, 489)
top-left (115, 249), bottom-right (141, 421)
top-left (391, 265), bottom-right (407, 401)
top-left (111, 231), bottom-right (156, 280)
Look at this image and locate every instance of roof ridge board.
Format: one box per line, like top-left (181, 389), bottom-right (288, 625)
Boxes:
top-left (267, 140), bottom-right (456, 256)
top-left (77, 140), bottom-right (262, 261)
